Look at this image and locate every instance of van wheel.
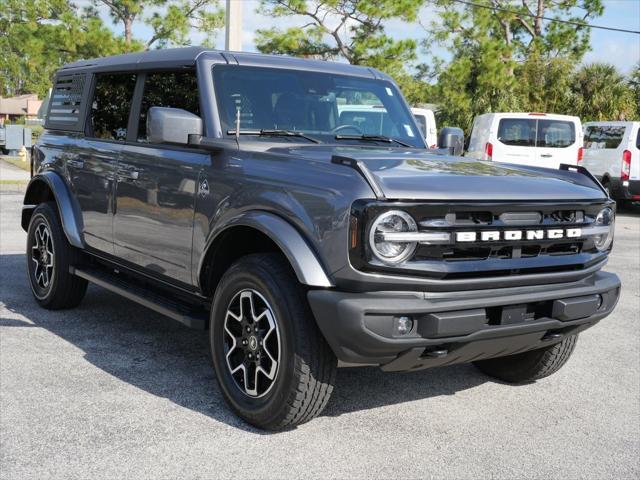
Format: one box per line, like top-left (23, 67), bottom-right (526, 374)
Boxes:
top-left (210, 253), bottom-right (337, 430)
top-left (473, 335), bottom-right (578, 383)
top-left (26, 202), bottom-right (88, 309)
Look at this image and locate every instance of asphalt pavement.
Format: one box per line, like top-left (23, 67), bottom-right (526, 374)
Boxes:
top-left (1, 161), bottom-right (638, 479)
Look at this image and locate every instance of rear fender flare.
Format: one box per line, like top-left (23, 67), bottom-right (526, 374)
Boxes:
top-left (22, 171), bottom-right (84, 248)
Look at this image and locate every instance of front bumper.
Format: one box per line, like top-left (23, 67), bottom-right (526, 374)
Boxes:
top-left (308, 271), bottom-right (621, 372)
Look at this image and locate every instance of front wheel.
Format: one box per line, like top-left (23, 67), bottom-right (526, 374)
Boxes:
top-left (210, 253), bottom-right (337, 430)
top-left (473, 335), bottom-right (578, 383)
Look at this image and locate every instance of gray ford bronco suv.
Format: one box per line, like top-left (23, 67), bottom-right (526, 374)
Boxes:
top-left (24, 47), bottom-right (620, 430)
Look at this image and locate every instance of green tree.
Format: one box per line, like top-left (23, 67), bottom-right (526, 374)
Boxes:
top-left (430, 0), bottom-right (604, 65)
top-left (431, 6), bottom-right (521, 132)
top-left (571, 63), bottom-right (637, 121)
top-left (0, 0), bottom-right (130, 97)
top-left (96, 0), bottom-right (225, 50)
top-left (515, 53), bottom-right (574, 115)
top-left (254, 0), bottom-right (428, 103)
top-left (428, 0), bottom-right (604, 133)
top-left (628, 64), bottom-right (640, 119)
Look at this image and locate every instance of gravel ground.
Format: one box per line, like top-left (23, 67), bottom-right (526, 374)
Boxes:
top-left (1, 181), bottom-right (638, 479)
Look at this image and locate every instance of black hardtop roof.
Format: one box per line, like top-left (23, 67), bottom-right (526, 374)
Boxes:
top-left (59, 47), bottom-right (389, 80)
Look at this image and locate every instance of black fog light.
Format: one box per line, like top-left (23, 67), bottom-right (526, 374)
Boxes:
top-left (394, 316), bottom-right (414, 336)
top-left (596, 294), bottom-right (604, 310)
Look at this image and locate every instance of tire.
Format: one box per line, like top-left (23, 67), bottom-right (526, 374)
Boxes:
top-left (26, 202), bottom-right (88, 309)
top-left (473, 335), bottom-right (578, 384)
top-left (210, 253), bottom-right (337, 430)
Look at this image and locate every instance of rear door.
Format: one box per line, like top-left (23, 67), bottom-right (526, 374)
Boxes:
top-left (582, 124), bottom-right (626, 178)
top-left (69, 72), bottom-right (137, 254)
top-left (113, 70), bottom-right (209, 285)
top-left (493, 117), bottom-right (536, 165)
top-left (535, 118), bottom-right (579, 168)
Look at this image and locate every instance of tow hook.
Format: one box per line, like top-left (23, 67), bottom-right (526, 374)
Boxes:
top-left (424, 349), bottom-right (448, 358)
top-left (542, 332), bottom-right (564, 342)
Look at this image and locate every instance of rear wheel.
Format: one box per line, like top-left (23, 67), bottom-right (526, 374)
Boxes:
top-left (473, 335), bottom-right (578, 383)
top-left (26, 202), bottom-right (88, 309)
top-left (210, 253), bottom-right (337, 430)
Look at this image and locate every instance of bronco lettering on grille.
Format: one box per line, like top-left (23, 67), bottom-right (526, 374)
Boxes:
top-left (455, 228), bottom-right (582, 242)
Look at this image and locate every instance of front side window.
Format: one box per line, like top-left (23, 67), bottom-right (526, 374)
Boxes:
top-left (212, 65), bottom-right (423, 147)
top-left (137, 71), bottom-right (200, 142)
top-left (584, 125), bottom-right (625, 149)
top-left (89, 73), bottom-right (137, 141)
top-left (536, 120), bottom-right (575, 148)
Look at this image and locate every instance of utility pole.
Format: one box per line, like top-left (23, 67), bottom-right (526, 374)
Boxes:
top-left (225, 0), bottom-right (243, 51)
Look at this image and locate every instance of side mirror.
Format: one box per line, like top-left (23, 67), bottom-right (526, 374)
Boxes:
top-left (147, 107), bottom-right (203, 145)
top-left (438, 126), bottom-right (465, 156)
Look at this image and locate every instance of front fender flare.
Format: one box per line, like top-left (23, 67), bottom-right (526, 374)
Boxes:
top-left (22, 171), bottom-right (84, 248)
top-left (203, 211), bottom-right (334, 288)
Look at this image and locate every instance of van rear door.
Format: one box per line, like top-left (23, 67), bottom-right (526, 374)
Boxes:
top-left (582, 123), bottom-right (627, 178)
top-left (535, 118), bottom-right (580, 168)
top-left (493, 117), bottom-right (536, 166)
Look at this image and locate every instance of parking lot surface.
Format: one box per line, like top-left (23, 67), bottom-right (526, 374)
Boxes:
top-left (1, 166), bottom-right (639, 479)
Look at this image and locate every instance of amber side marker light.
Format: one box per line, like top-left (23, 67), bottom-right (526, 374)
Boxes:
top-left (350, 215), bottom-right (359, 249)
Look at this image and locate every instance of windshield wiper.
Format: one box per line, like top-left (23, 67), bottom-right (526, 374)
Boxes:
top-left (334, 134), bottom-right (413, 148)
top-left (226, 129), bottom-right (320, 144)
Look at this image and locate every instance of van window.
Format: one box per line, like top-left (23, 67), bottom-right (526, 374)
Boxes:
top-left (414, 114), bottom-right (426, 136)
top-left (536, 120), bottom-right (575, 148)
top-left (497, 119), bottom-right (536, 146)
top-left (137, 71), bottom-right (200, 142)
top-left (89, 73), bottom-right (137, 141)
top-left (584, 125), bottom-right (625, 149)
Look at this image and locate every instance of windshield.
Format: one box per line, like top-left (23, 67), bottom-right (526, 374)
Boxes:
top-left (212, 65), bottom-right (424, 147)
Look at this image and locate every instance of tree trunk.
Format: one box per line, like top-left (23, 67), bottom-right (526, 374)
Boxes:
top-left (124, 15), bottom-right (133, 49)
top-left (534, 0), bottom-right (544, 36)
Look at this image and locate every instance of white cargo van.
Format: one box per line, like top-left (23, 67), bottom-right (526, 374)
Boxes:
top-left (581, 121), bottom-right (640, 201)
top-left (411, 107), bottom-right (438, 148)
top-left (466, 113), bottom-right (583, 168)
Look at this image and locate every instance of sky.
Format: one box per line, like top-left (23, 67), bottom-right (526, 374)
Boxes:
top-left (93, 0), bottom-right (640, 74)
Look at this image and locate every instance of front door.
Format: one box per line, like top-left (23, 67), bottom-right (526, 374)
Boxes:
top-left (113, 70), bottom-right (207, 285)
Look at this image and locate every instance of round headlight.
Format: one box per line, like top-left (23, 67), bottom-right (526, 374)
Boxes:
top-left (369, 210), bottom-right (418, 264)
top-left (593, 207), bottom-right (615, 251)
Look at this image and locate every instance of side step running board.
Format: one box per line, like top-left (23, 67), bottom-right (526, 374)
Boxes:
top-left (70, 266), bottom-right (208, 330)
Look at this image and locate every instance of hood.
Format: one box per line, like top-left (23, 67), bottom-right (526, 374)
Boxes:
top-left (264, 145), bottom-right (606, 201)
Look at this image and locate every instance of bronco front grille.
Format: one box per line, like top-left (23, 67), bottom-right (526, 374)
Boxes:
top-left (350, 200), bottom-right (611, 280)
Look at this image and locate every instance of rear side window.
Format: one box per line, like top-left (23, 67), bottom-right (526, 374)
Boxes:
top-left (536, 120), bottom-right (575, 148)
top-left (46, 74), bottom-right (89, 131)
top-left (497, 119), bottom-right (536, 146)
top-left (497, 118), bottom-right (576, 148)
top-left (88, 73), bottom-right (137, 141)
top-left (137, 71), bottom-right (200, 142)
top-left (584, 125), bottom-right (626, 149)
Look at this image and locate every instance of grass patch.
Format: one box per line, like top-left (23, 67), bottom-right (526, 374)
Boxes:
top-left (1, 156), bottom-right (30, 172)
top-left (0, 179), bottom-right (27, 185)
